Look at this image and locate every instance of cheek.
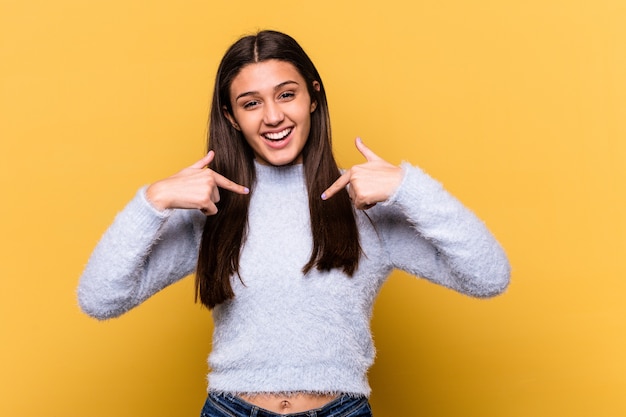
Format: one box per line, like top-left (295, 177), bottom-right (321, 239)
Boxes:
top-left (301, 110), bottom-right (313, 133)
top-left (233, 113), bottom-right (257, 134)
top-left (240, 129), bottom-right (259, 147)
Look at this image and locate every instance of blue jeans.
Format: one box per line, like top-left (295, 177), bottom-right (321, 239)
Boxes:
top-left (200, 393), bottom-right (373, 417)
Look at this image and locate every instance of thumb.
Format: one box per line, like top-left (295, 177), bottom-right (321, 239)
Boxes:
top-left (189, 151), bottom-right (215, 169)
top-left (355, 137), bottom-right (382, 162)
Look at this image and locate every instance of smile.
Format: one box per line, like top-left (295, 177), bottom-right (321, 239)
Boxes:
top-left (263, 128), bottom-right (292, 141)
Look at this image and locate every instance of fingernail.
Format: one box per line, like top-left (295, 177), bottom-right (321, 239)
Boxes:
top-left (321, 192), bottom-right (327, 200)
top-left (244, 187), bottom-right (250, 194)
top-left (356, 137), bottom-right (362, 143)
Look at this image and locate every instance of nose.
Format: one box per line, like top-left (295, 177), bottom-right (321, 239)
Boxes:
top-left (263, 101), bottom-right (284, 126)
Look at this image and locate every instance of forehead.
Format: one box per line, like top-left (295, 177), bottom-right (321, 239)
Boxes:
top-left (230, 60), bottom-right (306, 96)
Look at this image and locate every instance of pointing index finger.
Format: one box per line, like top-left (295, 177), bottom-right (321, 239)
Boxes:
top-left (321, 170), bottom-right (351, 200)
top-left (213, 171), bottom-right (250, 195)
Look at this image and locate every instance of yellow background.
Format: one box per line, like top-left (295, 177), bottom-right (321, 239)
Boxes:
top-left (1, 0), bottom-right (625, 416)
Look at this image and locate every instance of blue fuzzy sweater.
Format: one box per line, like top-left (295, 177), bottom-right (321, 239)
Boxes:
top-left (78, 162), bottom-right (510, 396)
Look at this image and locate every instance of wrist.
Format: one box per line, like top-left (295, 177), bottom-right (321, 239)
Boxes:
top-left (145, 181), bottom-right (170, 211)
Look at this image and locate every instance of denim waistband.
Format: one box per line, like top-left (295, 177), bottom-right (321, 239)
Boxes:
top-left (203, 392), bottom-right (370, 417)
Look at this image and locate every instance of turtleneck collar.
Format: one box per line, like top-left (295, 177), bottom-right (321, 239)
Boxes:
top-left (253, 159), bottom-right (305, 184)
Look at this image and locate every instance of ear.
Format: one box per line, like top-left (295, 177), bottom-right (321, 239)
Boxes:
top-left (310, 81), bottom-right (321, 113)
top-left (222, 106), bottom-right (241, 131)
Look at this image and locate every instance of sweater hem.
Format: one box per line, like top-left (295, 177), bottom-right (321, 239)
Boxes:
top-left (208, 388), bottom-right (368, 399)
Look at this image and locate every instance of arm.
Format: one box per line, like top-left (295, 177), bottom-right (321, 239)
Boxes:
top-left (323, 137), bottom-right (509, 297)
top-left (375, 164), bottom-right (510, 297)
top-left (77, 188), bottom-right (205, 319)
top-left (77, 152), bottom-right (250, 319)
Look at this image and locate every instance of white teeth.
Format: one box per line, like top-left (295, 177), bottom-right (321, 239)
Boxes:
top-left (264, 128), bottom-right (291, 140)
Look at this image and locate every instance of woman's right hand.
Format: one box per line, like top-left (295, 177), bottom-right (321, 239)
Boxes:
top-left (145, 151), bottom-right (249, 215)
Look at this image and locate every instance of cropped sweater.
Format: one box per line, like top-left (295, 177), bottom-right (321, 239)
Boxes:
top-left (77, 162), bottom-right (510, 396)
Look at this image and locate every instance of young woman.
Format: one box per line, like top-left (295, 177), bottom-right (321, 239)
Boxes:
top-left (78, 30), bottom-right (510, 417)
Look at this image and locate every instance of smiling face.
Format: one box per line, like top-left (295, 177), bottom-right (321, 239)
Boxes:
top-left (224, 60), bottom-right (318, 166)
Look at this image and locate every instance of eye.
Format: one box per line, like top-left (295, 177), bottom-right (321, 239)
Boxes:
top-left (242, 100), bottom-right (260, 109)
top-left (278, 91), bottom-right (295, 100)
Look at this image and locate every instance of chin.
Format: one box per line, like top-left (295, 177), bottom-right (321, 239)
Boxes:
top-left (271, 158), bottom-right (300, 166)
top-left (259, 152), bottom-right (303, 167)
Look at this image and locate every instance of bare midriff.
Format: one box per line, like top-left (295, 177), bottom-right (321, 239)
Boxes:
top-left (239, 393), bottom-right (338, 414)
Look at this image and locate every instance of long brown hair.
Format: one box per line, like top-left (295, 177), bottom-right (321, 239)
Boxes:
top-left (196, 30), bottom-right (361, 309)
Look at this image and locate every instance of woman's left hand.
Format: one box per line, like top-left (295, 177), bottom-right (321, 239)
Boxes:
top-left (322, 137), bottom-right (403, 210)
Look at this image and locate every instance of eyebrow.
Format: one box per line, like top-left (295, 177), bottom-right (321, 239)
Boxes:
top-left (235, 80), bottom-right (300, 101)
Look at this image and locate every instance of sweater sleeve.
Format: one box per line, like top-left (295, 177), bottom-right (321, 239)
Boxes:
top-left (374, 163), bottom-right (510, 297)
top-left (77, 187), bottom-right (205, 319)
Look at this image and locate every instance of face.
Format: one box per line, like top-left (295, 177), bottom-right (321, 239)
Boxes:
top-left (225, 60), bottom-right (318, 166)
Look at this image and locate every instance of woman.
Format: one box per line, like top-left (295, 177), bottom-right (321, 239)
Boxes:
top-left (78, 30), bottom-right (510, 417)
